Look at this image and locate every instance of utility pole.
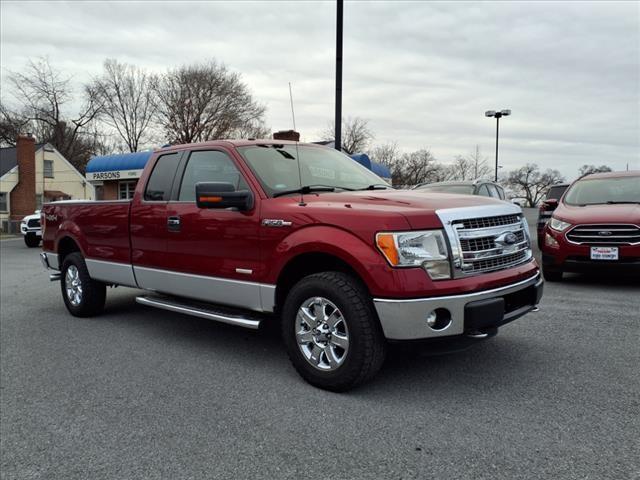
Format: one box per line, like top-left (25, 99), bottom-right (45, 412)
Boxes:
top-left (485, 109), bottom-right (511, 181)
top-left (335, 0), bottom-right (343, 151)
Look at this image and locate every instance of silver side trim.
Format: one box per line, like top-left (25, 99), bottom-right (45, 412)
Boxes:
top-left (133, 266), bottom-right (276, 313)
top-left (136, 296), bottom-right (261, 329)
top-left (373, 273), bottom-right (541, 340)
top-left (85, 259), bottom-right (138, 287)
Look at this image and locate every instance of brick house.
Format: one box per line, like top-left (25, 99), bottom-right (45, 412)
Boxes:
top-left (0, 135), bottom-right (95, 232)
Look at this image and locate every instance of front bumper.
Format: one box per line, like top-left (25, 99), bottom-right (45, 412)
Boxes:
top-left (373, 273), bottom-right (543, 340)
top-left (21, 227), bottom-right (42, 236)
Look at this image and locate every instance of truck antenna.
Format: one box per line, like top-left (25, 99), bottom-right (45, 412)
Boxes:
top-left (289, 82), bottom-right (305, 206)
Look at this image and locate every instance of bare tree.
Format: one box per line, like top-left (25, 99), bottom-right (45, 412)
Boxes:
top-left (448, 145), bottom-right (491, 181)
top-left (0, 103), bottom-right (30, 147)
top-left (229, 119), bottom-right (271, 140)
top-left (578, 164), bottom-right (612, 176)
top-left (92, 59), bottom-right (157, 152)
top-left (397, 149), bottom-right (441, 187)
top-left (4, 57), bottom-right (103, 170)
top-left (322, 117), bottom-right (374, 154)
top-left (505, 163), bottom-right (565, 207)
top-left (153, 60), bottom-right (266, 144)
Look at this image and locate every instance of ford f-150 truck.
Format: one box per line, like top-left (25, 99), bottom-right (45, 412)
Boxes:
top-left (41, 140), bottom-right (543, 391)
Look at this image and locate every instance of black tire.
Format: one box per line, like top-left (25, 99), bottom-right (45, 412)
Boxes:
top-left (281, 272), bottom-right (386, 392)
top-left (24, 234), bottom-right (40, 248)
top-left (542, 262), bottom-right (563, 282)
top-left (60, 252), bottom-right (106, 317)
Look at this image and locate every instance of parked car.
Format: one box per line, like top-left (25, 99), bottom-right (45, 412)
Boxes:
top-left (20, 210), bottom-right (41, 248)
top-left (541, 171), bottom-right (640, 281)
top-left (413, 180), bottom-right (507, 200)
top-left (536, 183), bottom-right (569, 249)
top-left (40, 140), bottom-right (543, 391)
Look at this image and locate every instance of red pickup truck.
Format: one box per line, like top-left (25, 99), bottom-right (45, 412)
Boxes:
top-left (41, 140), bottom-right (542, 391)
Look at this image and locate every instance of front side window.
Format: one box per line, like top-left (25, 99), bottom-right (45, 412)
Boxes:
top-left (178, 150), bottom-right (248, 202)
top-left (43, 160), bottom-right (54, 178)
top-left (144, 153), bottom-right (180, 201)
top-left (486, 184), bottom-right (501, 198)
top-left (563, 176), bottom-right (639, 206)
top-left (119, 180), bottom-right (137, 200)
top-left (238, 145), bottom-right (387, 197)
top-left (0, 192), bottom-right (7, 212)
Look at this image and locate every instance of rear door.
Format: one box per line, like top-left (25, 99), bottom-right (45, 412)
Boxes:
top-left (130, 151), bottom-right (183, 271)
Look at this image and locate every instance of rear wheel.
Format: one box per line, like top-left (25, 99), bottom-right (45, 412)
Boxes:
top-left (24, 234), bottom-right (40, 248)
top-left (60, 252), bottom-right (106, 317)
top-left (281, 272), bottom-right (386, 391)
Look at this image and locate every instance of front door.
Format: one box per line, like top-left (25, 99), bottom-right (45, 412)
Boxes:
top-left (160, 148), bottom-right (267, 311)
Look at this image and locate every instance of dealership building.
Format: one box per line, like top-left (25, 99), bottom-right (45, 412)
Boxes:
top-left (85, 150), bottom-right (154, 200)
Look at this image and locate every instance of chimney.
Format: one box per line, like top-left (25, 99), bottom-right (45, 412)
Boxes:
top-left (273, 130), bottom-right (300, 142)
top-left (10, 134), bottom-right (37, 220)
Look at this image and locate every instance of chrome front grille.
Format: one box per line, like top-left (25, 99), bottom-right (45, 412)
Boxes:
top-left (437, 206), bottom-right (533, 278)
top-left (566, 224), bottom-right (640, 245)
top-left (459, 214), bottom-right (520, 229)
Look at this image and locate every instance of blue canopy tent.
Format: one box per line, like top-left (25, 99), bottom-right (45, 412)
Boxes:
top-left (86, 151), bottom-right (154, 176)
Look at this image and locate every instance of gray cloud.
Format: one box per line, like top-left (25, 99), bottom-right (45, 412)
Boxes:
top-left (1, 0), bottom-right (638, 179)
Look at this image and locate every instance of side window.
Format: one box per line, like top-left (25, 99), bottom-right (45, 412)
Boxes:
top-left (486, 184), bottom-right (501, 198)
top-left (144, 153), bottom-right (180, 201)
top-left (496, 186), bottom-right (506, 200)
top-left (477, 184), bottom-right (491, 197)
top-left (178, 150), bottom-right (249, 202)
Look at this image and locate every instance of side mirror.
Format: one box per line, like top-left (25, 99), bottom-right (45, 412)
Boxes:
top-left (543, 198), bottom-right (559, 211)
top-left (511, 200), bottom-right (522, 207)
top-left (195, 182), bottom-right (253, 211)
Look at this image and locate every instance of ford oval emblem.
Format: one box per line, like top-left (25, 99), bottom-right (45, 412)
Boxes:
top-left (504, 232), bottom-right (518, 245)
top-left (598, 231), bottom-right (612, 236)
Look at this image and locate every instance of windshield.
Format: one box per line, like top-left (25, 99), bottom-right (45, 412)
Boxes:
top-left (563, 176), bottom-right (639, 205)
top-left (237, 145), bottom-right (389, 197)
top-left (416, 184), bottom-right (475, 195)
top-left (546, 185), bottom-right (568, 200)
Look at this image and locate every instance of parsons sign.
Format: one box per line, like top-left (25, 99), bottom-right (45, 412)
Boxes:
top-left (86, 169), bottom-right (144, 181)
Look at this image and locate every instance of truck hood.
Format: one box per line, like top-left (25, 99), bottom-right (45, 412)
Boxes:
top-left (277, 190), bottom-right (511, 229)
top-left (554, 203), bottom-right (640, 225)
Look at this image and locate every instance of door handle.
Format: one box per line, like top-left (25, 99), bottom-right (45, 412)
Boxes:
top-left (167, 216), bottom-right (181, 232)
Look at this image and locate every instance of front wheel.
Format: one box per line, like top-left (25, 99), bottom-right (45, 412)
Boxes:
top-left (281, 272), bottom-right (386, 392)
top-left (24, 234), bottom-right (40, 248)
top-left (60, 252), bottom-right (106, 317)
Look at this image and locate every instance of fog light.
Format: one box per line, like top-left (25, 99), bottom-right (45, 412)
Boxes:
top-left (545, 233), bottom-right (559, 248)
top-left (423, 260), bottom-right (451, 280)
top-left (426, 308), bottom-right (452, 331)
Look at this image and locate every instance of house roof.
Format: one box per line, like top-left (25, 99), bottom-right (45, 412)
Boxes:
top-left (0, 143), bottom-right (45, 177)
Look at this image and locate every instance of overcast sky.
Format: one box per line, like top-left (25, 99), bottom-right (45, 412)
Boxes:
top-left (1, 1), bottom-right (638, 179)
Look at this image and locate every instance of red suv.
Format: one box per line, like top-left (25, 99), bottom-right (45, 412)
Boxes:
top-left (541, 171), bottom-right (640, 281)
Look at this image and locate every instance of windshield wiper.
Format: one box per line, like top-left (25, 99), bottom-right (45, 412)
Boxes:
top-left (357, 184), bottom-right (391, 191)
top-left (273, 185), bottom-right (355, 198)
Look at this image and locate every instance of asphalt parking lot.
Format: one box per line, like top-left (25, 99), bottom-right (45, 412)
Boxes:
top-left (1, 210), bottom-right (638, 480)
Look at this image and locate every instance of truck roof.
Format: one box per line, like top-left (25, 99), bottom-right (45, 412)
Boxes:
top-left (156, 139), bottom-right (323, 153)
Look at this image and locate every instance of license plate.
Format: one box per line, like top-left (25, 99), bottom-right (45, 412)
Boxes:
top-left (590, 246), bottom-right (618, 260)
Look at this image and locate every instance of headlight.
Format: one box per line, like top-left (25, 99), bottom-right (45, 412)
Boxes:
top-left (376, 230), bottom-right (451, 279)
top-left (549, 217), bottom-right (571, 232)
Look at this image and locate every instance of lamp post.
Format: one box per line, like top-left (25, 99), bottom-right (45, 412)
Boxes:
top-left (485, 109), bottom-right (511, 181)
top-left (335, 0), bottom-right (343, 151)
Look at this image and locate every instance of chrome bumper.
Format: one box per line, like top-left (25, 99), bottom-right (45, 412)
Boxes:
top-left (373, 273), bottom-right (543, 340)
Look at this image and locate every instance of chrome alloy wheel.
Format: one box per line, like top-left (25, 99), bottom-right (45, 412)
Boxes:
top-left (65, 265), bottom-right (83, 306)
top-left (295, 297), bottom-right (349, 371)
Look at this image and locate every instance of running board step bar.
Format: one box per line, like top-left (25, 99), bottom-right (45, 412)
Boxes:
top-left (136, 295), bottom-right (262, 329)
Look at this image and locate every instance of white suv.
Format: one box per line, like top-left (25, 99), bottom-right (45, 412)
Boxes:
top-left (20, 211), bottom-right (42, 248)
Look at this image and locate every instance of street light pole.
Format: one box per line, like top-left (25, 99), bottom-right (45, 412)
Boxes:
top-left (335, 0), bottom-right (343, 151)
top-left (485, 109), bottom-right (511, 182)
